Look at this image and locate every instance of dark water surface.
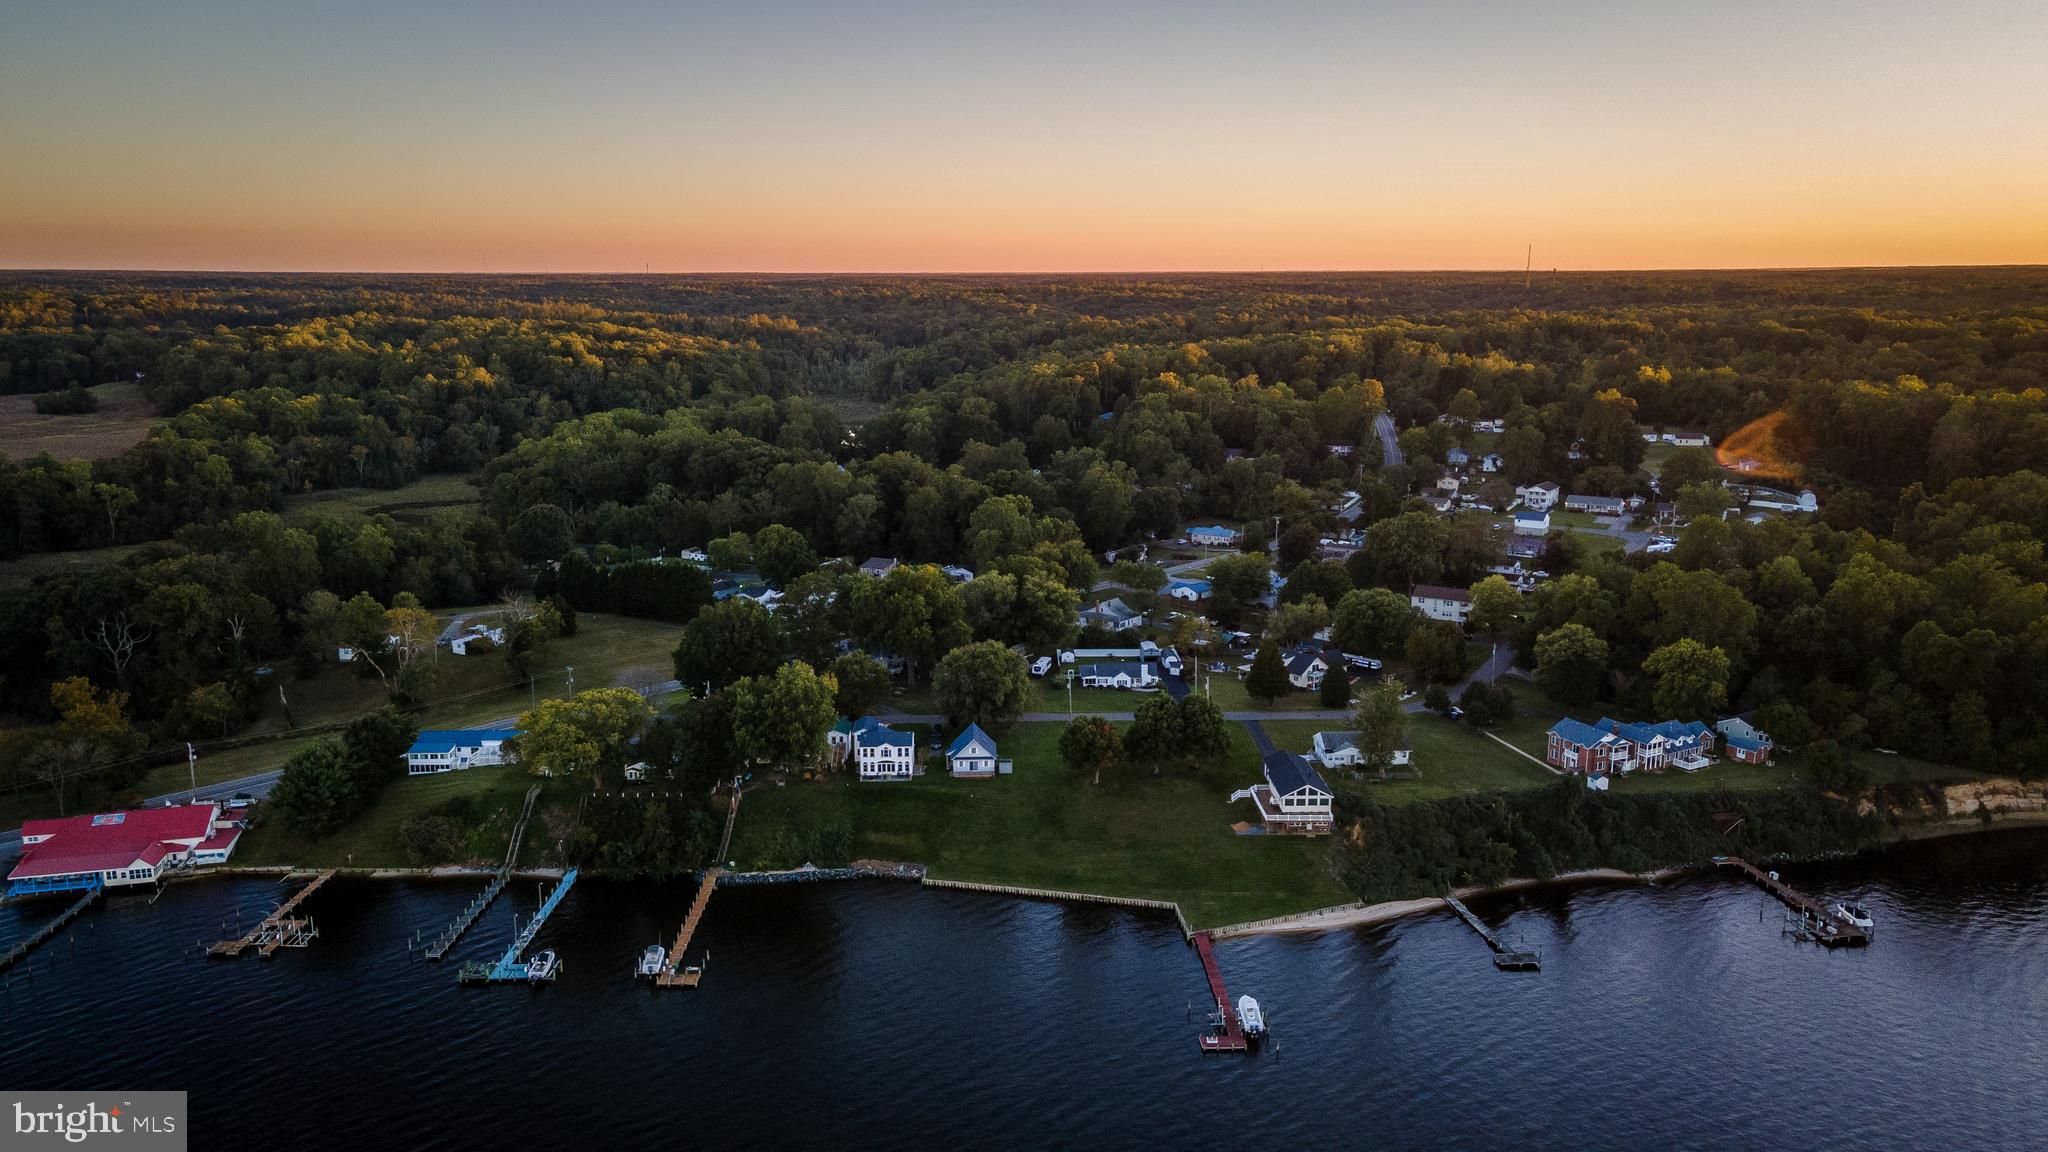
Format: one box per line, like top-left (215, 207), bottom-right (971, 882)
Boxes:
top-left (3, 829), bottom-right (2044, 1150)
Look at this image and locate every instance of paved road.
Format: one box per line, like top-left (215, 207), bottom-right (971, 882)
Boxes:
top-left (1375, 412), bottom-right (1403, 468)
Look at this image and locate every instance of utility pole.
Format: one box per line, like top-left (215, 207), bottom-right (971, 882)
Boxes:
top-left (566, 666), bottom-right (574, 695)
top-left (186, 742), bottom-right (197, 800)
top-left (1066, 669), bottom-right (1075, 717)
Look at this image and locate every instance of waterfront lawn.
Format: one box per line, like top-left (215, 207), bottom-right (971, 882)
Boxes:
top-left (729, 722), bottom-right (1351, 928)
top-left (231, 761), bottom-right (557, 869)
top-left (1255, 717), bottom-right (1555, 805)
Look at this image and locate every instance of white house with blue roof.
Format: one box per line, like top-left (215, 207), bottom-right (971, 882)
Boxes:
top-left (946, 724), bottom-right (1010, 777)
top-left (1187, 524), bottom-right (1241, 546)
top-left (830, 716), bottom-right (918, 780)
top-left (406, 728), bottom-right (520, 775)
top-left (1166, 579), bottom-right (1211, 602)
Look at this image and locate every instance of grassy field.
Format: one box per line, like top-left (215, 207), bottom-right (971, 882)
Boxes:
top-left (231, 761), bottom-right (566, 868)
top-left (1256, 716), bottom-right (1556, 805)
top-left (730, 721), bottom-right (1351, 927)
top-left (0, 542), bottom-right (153, 589)
top-left (1198, 675), bottom-right (1346, 713)
top-left (283, 474), bottom-right (481, 524)
top-left (0, 382), bottom-right (157, 462)
top-left (0, 612), bottom-right (686, 831)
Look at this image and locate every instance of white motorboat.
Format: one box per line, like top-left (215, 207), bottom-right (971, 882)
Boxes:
top-left (526, 949), bottom-right (560, 981)
top-left (1236, 995), bottom-right (1266, 1037)
top-left (637, 944), bottom-right (667, 978)
top-left (1831, 903), bottom-right (1875, 930)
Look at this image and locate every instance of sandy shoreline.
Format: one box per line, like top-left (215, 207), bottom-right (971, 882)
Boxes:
top-left (1208, 867), bottom-right (1687, 940)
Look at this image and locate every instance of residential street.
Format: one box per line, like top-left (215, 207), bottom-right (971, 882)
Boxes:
top-left (1375, 411), bottom-right (1403, 467)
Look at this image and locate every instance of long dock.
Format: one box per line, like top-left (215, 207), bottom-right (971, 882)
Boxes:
top-left (0, 885), bottom-right (102, 972)
top-left (654, 868), bottom-right (721, 988)
top-left (421, 786), bottom-right (541, 961)
top-left (1444, 895), bottom-right (1541, 970)
top-left (1714, 856), bottom-right (1870, 947)
top-left (1191, 932), bottom-right (1247, 1052)
top-left (209, 870), bottom-right (335, 958)
top-left (458, 868), bottom-right (579, 984)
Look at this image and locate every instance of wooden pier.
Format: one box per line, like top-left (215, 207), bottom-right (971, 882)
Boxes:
top-left (1443, 896), bottom-right (1541, 970)
top-left (208, 870), bottom-right (335, 959)
top-left (0, 885), bottom-right (102, 972)
top-left (1191, 932), bottom-right (1248, 1053)
top-left (421, 786), bottom-right (540, 961)
top-left (1714, 857), bottom-right (1870, 947)
top-left (653, 868), bottom-right (721, 988)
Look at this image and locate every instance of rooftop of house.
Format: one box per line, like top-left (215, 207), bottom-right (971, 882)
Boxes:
top-left (946, 723), bottom-right (995, 758)
top-left (1262, 749), bottom-right (1332, 798)
top-left (12, 804), bottom-right (220, 880)
top-left (1549, 717), bottom-right (1619, 747)
top-left (407, 728), bottom-right (521, 755)
top-left (1410, 584), bottom-right (1471, 603)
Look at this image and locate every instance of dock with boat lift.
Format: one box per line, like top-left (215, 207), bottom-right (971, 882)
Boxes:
top-left (1191, 932), bottom-right (1248, 1053)
top-left (1443, 895), bottom-right (1541, 970)
top-left (458, 868), bottom-right (579, 984)
top-left (1, 883), bottom-right (103, 972)
top-left (653, 868), bottom-right (720, 988)
top-left (1714, 856), bottom-right (1870, 947)
top-left (208, 869), bottom-right (335, 959)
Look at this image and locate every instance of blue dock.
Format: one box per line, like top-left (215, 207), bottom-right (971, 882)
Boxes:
top-left (458, 868), bottom-right (578, 985)
top-left (1, 882), bottom-right (103, 971)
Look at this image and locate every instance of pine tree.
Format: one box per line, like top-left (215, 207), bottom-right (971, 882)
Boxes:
top-left (1319, 655), bottom-right (1351, 708)
top-left (1245, 640), bottom-right (1289, 703)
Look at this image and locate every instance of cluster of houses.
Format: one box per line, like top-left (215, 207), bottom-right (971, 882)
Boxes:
top-left (1544, 715), bottom-right (1775, 776)
top-left (7, 803), bottom-right (247, 896)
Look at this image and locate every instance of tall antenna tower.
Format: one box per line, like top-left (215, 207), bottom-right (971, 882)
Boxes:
top-left (1524, 244), bottom-right (1532, 292)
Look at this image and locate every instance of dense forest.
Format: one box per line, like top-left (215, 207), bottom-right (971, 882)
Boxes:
top-left (3, 268), bottom-right (2047, 808)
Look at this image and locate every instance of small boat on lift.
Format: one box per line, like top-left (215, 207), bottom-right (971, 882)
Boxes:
top-left (526, 949), bottom-right (560, 981)
top-left (1236, 995), bottom-right (1266, 1038)
top-left (1831, 902), bottom-right (1875, 931)
top-left (637, 944), bottom-right (667, 978)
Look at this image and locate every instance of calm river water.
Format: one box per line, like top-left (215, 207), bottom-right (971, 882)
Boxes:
top-left (3, 828), bottom-right (2044, 1150)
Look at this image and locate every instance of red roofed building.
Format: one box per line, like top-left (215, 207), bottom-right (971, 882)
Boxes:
top-left (9, 804), bottom-right (233, 895)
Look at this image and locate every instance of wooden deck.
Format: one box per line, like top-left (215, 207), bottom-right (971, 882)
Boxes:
top-left (0, 885), bottom-right (102, 971)
top-left (1714, 857), bottom-right (1870, 947)
top-left (1191, 932), bottom-right (1247, 1053)
top-left (653, 868), bottom-right (721, 989)
top-left (209, 870), bottom-right (335, 958)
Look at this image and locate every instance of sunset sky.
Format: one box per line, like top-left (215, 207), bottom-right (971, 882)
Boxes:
top-left (4, 0), bottom-right (2046, 272)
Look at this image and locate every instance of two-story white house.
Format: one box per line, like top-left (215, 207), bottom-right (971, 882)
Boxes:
top-left (1284, 647), bottom-right (1328, 690)
top-left (1515, 481), bottom-right (1561, 511)
top-left (405, 728), bottom-right (520, 775)
top-left (1410, 584), bottom-right (1472, 624)
top-left (830, 716), bottom-right (917, 780)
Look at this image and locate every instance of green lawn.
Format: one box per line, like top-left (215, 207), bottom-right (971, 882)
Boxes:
top-left (231, 761), bottom-right (564, 868)
top-left (729, 722), bottom-right (1351, 928)
top-left (1255, 716), bottom-right (1555, 805)
top-left (282, 474), bottom-right (482, 525)
top-left (1198, 675), bottom-right (1344, 713)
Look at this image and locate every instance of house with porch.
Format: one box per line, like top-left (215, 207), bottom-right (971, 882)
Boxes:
top-left (1311, 729), bottom-right (1411, 770)
top-left (1564, 493), bottom-right (1628, 516)
top-left (1545, 716), bottom-right (1715, 774)
top-left (1237, 751), bottom-right (1334, 836)
top-left (830, 715), bottom-right (917, 780)
top-left (946, 723), bottom-right (1011, 777)
top-left (858, 556), bottom-right (899, 579)
top-left (406, 728), bottom-right (520, 775)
